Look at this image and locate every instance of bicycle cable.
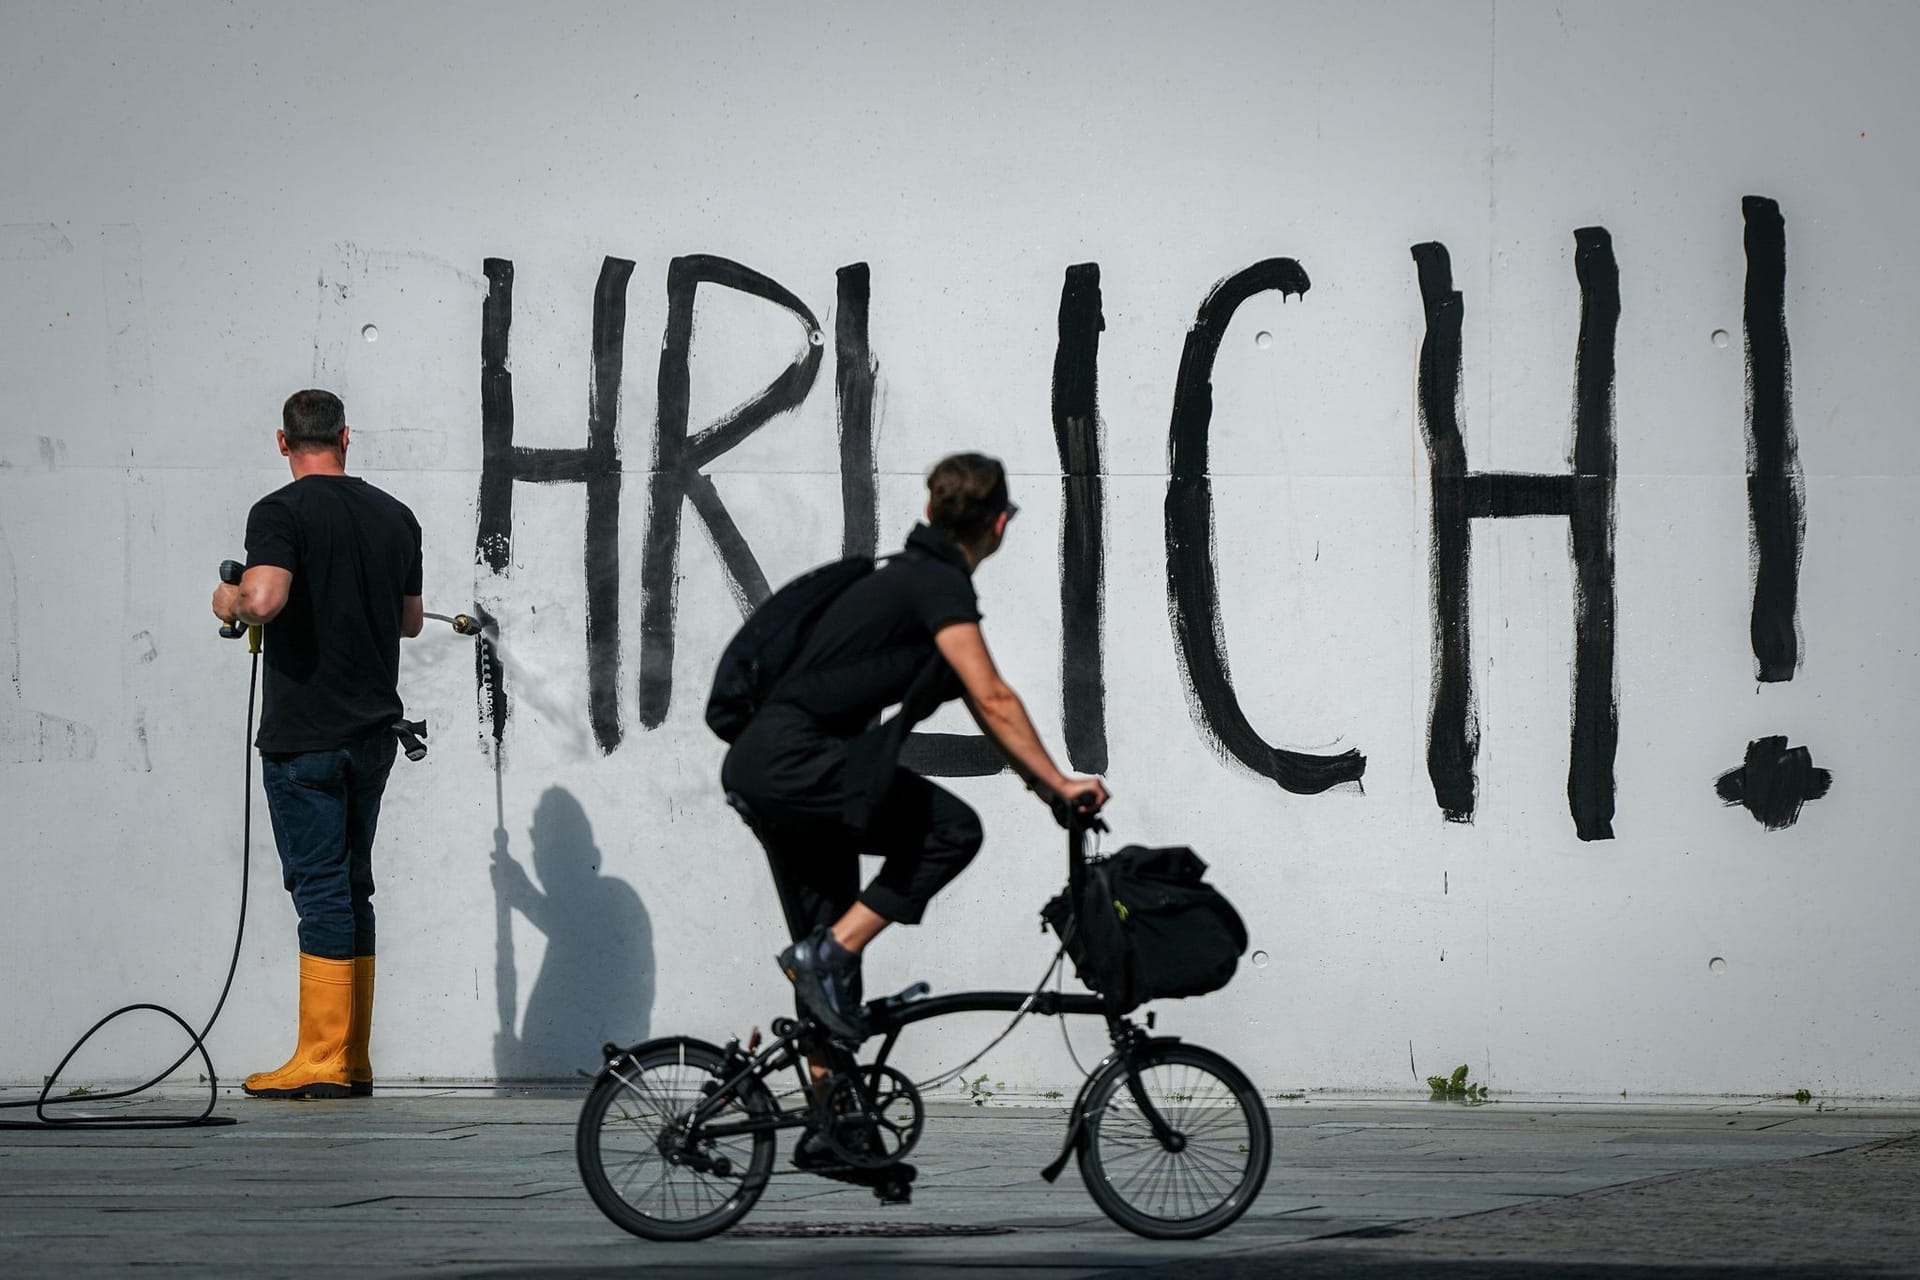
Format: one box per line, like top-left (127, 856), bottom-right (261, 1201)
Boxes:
top-left (0, 647), bottom-right (259, 1130)
top-left (1054, 921), bottom-right (1094, 1080)
top-left (914, 944), bottom-right (1071, 1092)
top-left (916, 821), bottom-right (1108, 1093)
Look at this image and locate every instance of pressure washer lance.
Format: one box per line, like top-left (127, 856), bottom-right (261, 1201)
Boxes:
top-left (425, 610), bottom-right (485, 636)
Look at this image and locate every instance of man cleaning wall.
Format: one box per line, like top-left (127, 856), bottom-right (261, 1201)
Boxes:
top-left (211, 389), bottom-right (424, 1099)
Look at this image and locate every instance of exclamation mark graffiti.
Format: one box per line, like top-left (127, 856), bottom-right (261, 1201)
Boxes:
top-left (1741, 195), bottom-right (1803, 683)
top-left (1715, 196), bottom-right (1831, 829)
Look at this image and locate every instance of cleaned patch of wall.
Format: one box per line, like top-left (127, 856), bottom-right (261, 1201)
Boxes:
top-left (2, 1), bottom-right (1915, 1095)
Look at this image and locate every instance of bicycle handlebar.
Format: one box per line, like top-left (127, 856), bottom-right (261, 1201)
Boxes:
top-left (1049, 790), bottom-right (1107, 834)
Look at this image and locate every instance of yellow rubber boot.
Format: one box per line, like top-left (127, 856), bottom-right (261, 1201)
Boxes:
top-left (347, 955), bottom-right (375, 1097)
top-left (243, 954), bottom-right (354, 1099)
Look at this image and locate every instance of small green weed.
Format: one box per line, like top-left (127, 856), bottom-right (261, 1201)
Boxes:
top-left (957, 1073), bottom-right (997, 1107)
top-left (65, 1085), bottom-right (93, 1098)
top-left (1426, 1064), bottom-right (1488, 1103)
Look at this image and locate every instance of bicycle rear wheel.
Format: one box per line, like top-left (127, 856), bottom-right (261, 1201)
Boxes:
top-left (576, 1038), bottom-right (775, 1241)
top-left (1076, 1042), bottom-right (1270, 1239)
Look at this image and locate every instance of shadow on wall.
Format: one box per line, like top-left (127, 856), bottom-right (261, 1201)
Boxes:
top-left (491, 787), bottom-right (652, 1083)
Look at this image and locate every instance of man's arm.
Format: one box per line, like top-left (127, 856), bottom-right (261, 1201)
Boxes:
top-left (934, 621), bottom-right (1108, 808)
top-left (211, 566), bottom-right (292, 626)
top-left (401, 595), bottom-right (424, 638)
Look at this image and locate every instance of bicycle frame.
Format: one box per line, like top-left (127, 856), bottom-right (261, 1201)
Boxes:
top-left (592, 803), bottom-right (1189, 1173)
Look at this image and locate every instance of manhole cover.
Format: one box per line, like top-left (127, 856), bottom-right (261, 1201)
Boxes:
top-left (731, 1222), bottom-right (1014, 1239)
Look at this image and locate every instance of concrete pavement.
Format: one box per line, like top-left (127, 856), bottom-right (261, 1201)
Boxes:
top-left (2, 1086), bottom-right (1915, 1277)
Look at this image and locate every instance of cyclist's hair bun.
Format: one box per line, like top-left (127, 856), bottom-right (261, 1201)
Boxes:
top-left (926, 453), bottom-right (1009, 544)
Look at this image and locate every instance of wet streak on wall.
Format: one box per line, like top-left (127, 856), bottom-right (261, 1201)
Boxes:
top-left (1163, 259), bottom-right (1367, 794)
top-left (1742, 196), bottom-right (1803, 683)
top-left (1053, 262), bottom-right (1108, 774)
top-left (638, 255), bottom-right (821, 731)
top-left (1412, 229), bottom-right (1619, 841)
top-left (475, 256), bottom-right (633, 754)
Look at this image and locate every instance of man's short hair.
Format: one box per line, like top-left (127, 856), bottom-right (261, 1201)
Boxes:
top-left (926, 453), bottom-right (1010, 544)
top-left (282, 389), bottom-right (347, 452)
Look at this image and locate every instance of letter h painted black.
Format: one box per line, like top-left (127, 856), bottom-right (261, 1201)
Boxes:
top-left (1412, 231), bottom-right (1619, 842)
top-left (476, 256), bottom-right (634, 755)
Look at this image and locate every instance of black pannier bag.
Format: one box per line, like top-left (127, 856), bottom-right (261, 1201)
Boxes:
top-left (1041, 844), bottom-right (1249, 1015)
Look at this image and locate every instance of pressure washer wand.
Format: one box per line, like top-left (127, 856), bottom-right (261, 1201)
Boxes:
top-left (424, 611), bottom-right (485, 636)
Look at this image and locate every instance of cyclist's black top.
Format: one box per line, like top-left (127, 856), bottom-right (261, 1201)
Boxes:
top-left (245, 474), bottom-right (422, 753)
top-left (769, 523), bottom-right (980, 738)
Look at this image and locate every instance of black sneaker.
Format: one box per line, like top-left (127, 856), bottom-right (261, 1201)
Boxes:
top-left (790, 1125), bottom-right (842, 1171)
top-left (777, 927), bottom-right (868, 1042)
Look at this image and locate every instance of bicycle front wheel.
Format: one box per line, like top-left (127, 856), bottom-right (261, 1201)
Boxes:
top-left (1077, 1041), bottom-right (1271, 1239)
top-left (576, 1039), bottom-right (775, 1241)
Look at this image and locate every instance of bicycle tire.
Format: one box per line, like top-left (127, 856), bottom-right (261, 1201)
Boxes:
top-left (576, 1038), bottom-right (775, 1241)
top-left (1076, 1041), bottom-right (1271, 1239)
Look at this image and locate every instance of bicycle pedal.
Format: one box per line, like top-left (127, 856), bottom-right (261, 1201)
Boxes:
top-left (874, 1164), bottom-right (917, 1205)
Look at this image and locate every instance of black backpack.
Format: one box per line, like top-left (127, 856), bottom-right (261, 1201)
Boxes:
top-left (704, 555), bottom-right (875, 743)
top-left (1042, 845), bottom-right (1249, 1015)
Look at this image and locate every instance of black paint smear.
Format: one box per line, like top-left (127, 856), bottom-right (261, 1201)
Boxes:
top-left (1566, 229), bottom-right (1621, 841)
top-left (1412, 231), bottom-right (1619, 842)
top-left (1742, 196), bottom-right (1804, 683)
top-left (1163, 259), bottom-right (1367, 794)
top-left (1053, 262), bottom-right (1108, 774)
top-left (638, 256), bottom-right (823, 730)
top-left (474, 256), bottom-right (633, 755)
top-left (1412, 243), bottom-right (1477, 823)
top-left (836, 264), bottom-right (879, 561)
top-left (1716, 735), bottom-right (1830, 830)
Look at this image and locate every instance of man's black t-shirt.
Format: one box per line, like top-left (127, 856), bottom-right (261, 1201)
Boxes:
top-left (771, 523), bottom-right (981, 738)
top-left (245, 475), bottom-right (422, 753)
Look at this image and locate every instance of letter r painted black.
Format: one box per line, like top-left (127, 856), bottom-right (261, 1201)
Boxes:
top-left (637, 256), bottom-right (823, 731)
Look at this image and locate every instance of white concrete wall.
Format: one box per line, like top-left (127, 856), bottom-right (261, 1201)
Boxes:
top-left (3, 1), bottom-right (1915, 1097)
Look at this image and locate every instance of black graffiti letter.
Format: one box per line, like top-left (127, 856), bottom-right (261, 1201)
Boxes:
top-left (638, 256), bottom-right (823, 730)
top-left (1743, 196), bottom-right (1803, 683)
top-left (1054, 263), bottom-right (1108, 774)
top-left (836, 263), bottom-right (879, 560)
top-left (1412, 230), bottom-right (1619, 841)
top-left (475, 256), bottom-right (633, 754)
top-left (1163, 259), bottom-right (1367, 794)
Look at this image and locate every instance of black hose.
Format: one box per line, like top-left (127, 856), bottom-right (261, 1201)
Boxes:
top-left (0, 649), bottom-right (259, 1130)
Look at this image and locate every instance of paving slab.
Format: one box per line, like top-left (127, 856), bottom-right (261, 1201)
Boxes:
top-left (1, 1087), bottom-right (1915, 1278)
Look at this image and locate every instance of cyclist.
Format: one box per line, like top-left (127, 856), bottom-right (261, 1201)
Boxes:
top-left (722, 453), bottom-right (1109, 1045)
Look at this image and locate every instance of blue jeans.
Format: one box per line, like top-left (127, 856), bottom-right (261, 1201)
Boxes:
top-left (261, 729), bottom-right (398, 960)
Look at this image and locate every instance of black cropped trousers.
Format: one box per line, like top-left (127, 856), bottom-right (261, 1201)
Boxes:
top-left (722, 704), bottom-right (983, 940)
